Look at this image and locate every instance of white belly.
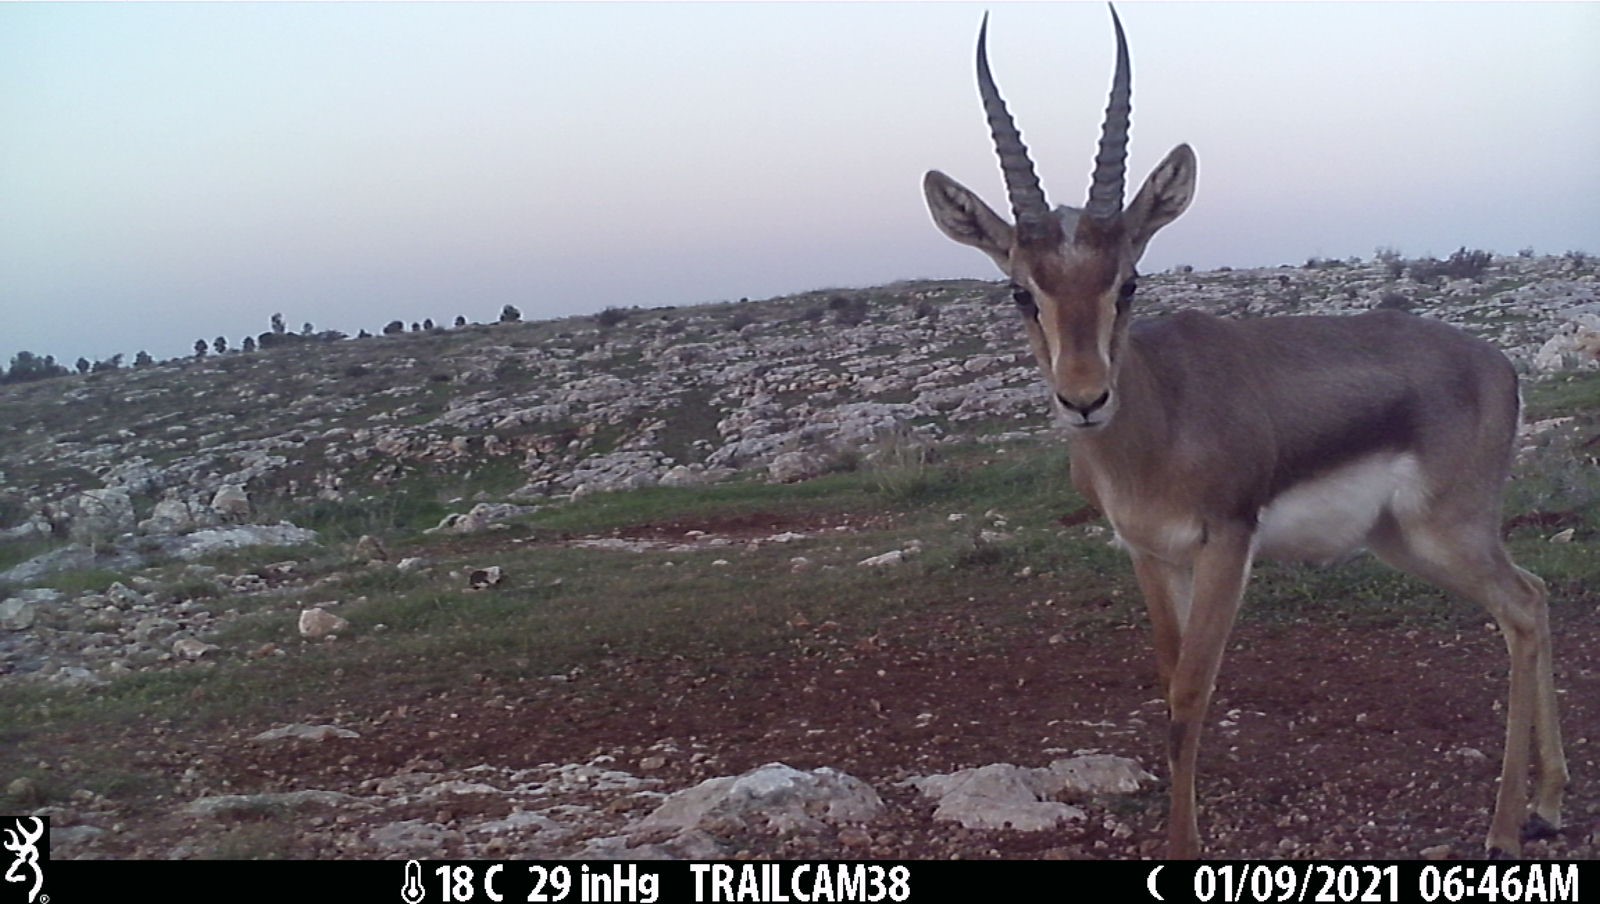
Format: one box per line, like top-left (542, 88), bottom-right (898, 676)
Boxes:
top-left (1254, 453), bottom-right (1427, 562)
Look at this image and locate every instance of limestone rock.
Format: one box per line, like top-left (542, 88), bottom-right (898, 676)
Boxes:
top-left (298, 607), bottom-right (350, 639)
top-left (634, 763), bottom-right (883, 839)
top-left (210, 485), bottom-right (252, 521)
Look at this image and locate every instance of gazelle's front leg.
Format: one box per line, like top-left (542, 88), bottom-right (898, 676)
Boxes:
top-left (1130, 552), bottom-right (1192, 697)
top-left (1165, 523), bottom-right (1254, 859)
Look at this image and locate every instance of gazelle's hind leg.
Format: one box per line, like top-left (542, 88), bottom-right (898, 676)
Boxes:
top-left (1369, 517), bottom-right (1567, 857)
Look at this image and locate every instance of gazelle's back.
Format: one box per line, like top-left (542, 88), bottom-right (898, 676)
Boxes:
top-left (1130, 309), bottom-right (1520, 501)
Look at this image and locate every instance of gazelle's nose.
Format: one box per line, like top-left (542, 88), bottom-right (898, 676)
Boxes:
top-left (1058, 389), bottom-right (1110, 417)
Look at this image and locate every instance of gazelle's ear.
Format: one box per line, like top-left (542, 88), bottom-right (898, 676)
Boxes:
top-left (1125, 144), bottom-right (1196, 263)
top-left (924, 170), bottom-right (1014, 274)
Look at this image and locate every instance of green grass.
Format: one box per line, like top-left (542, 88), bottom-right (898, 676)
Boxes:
top-left (292, 490), bottom-right (450, 543)
top-left (38, 567), bottom-right (130, 595)
top-left (0, 537), bottom-right (59, 573)
top-left (1524, 370), bottom-right (1600, 419)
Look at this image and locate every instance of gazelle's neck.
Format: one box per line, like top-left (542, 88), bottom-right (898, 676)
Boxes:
top-left (1068, 341), bottom-right (1171, 479)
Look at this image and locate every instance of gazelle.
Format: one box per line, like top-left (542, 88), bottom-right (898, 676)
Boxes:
top-left (923, 8), bottom-right (1566, 858)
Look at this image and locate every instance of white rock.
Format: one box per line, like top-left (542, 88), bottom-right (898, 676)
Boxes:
top-left (172, 638), bottom-right (218, 659)
top-left (0, 598), bottom-right (37, 631)
top-left (909, 763), bottom-right (1085, 831)
top-left (767, 450), bottom-right (830, 484)
top-left (252, 723), bottom-right (361, 742)
top-left (909, 755), bottom-right (1153, 832)
top-left (64, 488), bottom-right (135, 541)
top-left (298, 607), bottom-right (350, 639)
top-left (139, 498), bottom-right (199, 535)
top-left (635, 763), bottom-right (883, 837)
top-left (210, 485), bottom-right (252, 520)
top-left (857, 550), bottom-right (905, 567)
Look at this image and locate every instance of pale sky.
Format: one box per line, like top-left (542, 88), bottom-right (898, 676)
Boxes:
top-left (3, 2), bottom-right (1597, 367)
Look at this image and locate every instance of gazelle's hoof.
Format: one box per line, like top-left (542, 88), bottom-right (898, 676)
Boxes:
top-left (1520, 814), bottom-right (1559, 842)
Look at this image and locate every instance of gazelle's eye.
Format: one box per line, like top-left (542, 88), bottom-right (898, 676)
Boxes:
top-left (1117, 277), bottom-right (1138, 310)
top-left (1010, 284), bottom-right (1038, 319)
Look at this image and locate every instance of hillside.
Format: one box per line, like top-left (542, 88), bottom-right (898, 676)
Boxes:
top-left (2, 254), bottom-right (1598, 860)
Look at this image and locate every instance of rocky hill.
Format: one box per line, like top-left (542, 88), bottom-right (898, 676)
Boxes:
top-left (2, 252), bottom-right (1598, 861)
top-left (4, 254), bottom-right (1597, 565)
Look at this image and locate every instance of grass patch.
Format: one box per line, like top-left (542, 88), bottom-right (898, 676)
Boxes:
top-left (1247, 559), bottom-right (1459, 627)
top-left (39, 567), bottom-right (130, 595)
top-left (1524, 371), bottom-right (1600, 419)
top-left (0, 537), bottom-right (59, 573)
top-left (293, 491), bottom-right (449, 543)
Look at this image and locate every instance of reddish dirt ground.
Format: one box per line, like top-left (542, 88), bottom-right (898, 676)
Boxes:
top-left (70, 554), bottom-right (1599, 861)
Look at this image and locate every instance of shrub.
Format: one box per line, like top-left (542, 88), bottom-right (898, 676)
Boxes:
top-left (1408, 256), bottom-right (1444, 285)
top-left (1440, 246), bottom-right (1492, 280)
top-left (828, 295), bottom-right (870, 327)
top-left (595, 307), bottom-right (631, 328)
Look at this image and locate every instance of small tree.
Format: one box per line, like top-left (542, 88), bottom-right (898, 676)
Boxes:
top-left (4, 351), bottom-right (68, 383)
top-left (383, 320), bottom-right (405, 335)
top-left (76, 357), bottom-right (91, 374)
top-left (423, 318), bottom-right (435, 331)
top-left (302, 322), bottom-right (314, 336)
top-left (241, 336), bottom-right (256, 353)
top-left (454, 315), bottom-right (467, 327)
top-left (271, 312), bottom-right (286, 335)
top-left (194, 339), bottom-right (208, 358)
top-left (499, 304), bottom-right (521, 323)
top-left (134, 350), bottom-right (153, 367)
top-left (214, 336), bottom-right (227, 354)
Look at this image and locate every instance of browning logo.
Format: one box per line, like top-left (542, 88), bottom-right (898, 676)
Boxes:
top-left (2, 817), bottom-right (46, 904)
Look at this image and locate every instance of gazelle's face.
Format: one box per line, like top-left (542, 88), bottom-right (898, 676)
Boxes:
top-left (921, 12), bottom-right (1195, 433)
top-left (1008, 230), bottom-right (1136, 430)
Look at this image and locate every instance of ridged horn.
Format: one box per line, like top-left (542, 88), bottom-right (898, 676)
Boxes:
top-left (1086, 5), bottom-right (1131, 222)
top-left (976, 14), bottom-right (1053, 243)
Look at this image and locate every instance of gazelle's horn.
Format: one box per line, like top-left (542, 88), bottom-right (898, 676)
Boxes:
top-left (976, 14), bottom-right (1053, 242)
top-left (1085, 5), bottom-right (1131, 222)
